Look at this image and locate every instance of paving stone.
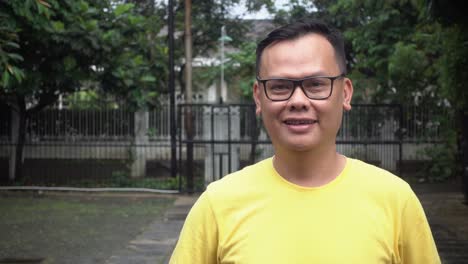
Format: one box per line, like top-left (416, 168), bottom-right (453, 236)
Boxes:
top-left (418, 191), bottom-right (468, 264)
top-left (106, 195), bottom-right (198, 264)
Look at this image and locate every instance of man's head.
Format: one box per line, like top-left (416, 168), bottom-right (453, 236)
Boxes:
top-left (256, 19), bottom-right (347, 77)
top-left (253, 19), bottom-right (353, 153)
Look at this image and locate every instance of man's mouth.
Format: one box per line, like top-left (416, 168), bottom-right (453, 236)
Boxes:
top-left (284, 119), bottom-right (318, 125)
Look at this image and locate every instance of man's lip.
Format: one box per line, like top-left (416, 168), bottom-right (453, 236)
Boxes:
top-left (283, 119), bottom-right (318, 125)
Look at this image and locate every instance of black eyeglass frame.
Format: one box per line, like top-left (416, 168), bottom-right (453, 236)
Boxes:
top-left (256, 73), bottom-right (346, 101)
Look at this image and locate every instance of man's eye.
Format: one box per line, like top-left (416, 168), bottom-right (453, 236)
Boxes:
top-left (304, 78), bottom-right (329, 88)
top-left (271, 85), bottom-right (289, 90)
top-left (309, 81), bottom-right (326, 87)
top-left (268, 81), bottom-right (290, 91)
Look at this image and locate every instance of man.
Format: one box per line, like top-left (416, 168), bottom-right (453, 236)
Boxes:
top-left (170, 19), bottom-right (440, 263)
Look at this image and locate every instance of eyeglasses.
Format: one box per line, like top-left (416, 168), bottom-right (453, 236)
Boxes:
top-left (256, 74), bottom-right (345, 101)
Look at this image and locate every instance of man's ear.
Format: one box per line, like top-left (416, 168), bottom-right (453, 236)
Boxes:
top-left (253, 81), bottom-right (262, 116)
top-left (342, 78), bottom-right (353, 111)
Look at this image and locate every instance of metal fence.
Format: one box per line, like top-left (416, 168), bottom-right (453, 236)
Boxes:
top-left (0, 103), bottom-right (454, 190)
top-left (0, 104), bottom-right (449, 143)
top-left (176, 103), bottom-right (453, 191)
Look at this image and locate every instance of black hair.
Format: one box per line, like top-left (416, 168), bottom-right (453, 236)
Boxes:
top-left (256, 19), bottom-right (347, 76)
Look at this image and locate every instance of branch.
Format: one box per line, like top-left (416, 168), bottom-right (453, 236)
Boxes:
top-left (26, 91), bottom-right (58, 115)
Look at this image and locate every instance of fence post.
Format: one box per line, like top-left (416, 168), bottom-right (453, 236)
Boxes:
top-left (8, 109), bottom-right (19, 181)
top-left (185, 105), bottom-right (194, 193)
top-left (203, 105), bottom-right (240, 186)
top-left (398, 104), bottom-right (403, 176)
top-left (461, 109), bottom-right (468, 203)
top-left (131, 110), bottom-right (149, 178)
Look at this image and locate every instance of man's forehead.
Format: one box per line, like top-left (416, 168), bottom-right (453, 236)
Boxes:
top-left (263, 33), bottom-right (331, 52)
top-left (259, 34), bottom-right (338, 76)
top-left (260, 34), bottom-right (336, 66)
top-left (261, 33), bottom-right (336, 63)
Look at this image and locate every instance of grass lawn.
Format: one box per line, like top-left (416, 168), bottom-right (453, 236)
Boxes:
top-left (0, 191), bottom-right (174, 264)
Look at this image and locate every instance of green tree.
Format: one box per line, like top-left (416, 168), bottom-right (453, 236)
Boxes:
top-left (162, 0), bottom-right (276, 96)
top-left (330, 0), bottom-right (467, 183)
top-left (425, 0), bottom-right (468, 199)
top-left (225, 41), bottom-right (257, 100)
top-left (0, 0), bottom-right (164, 180)
top-left (263, 0), bottom-right (464, 182)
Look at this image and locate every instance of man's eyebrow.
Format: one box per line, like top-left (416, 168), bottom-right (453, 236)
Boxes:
top-left (264, 71), bottom-right (334, 79)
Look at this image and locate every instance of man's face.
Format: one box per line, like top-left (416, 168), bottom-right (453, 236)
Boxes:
top-left (253, 33), bottom-right (353, 153)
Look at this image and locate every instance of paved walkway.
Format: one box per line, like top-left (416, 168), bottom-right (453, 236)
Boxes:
top-left (416, 191), bottom-right (468, 264)
top-left (106, 195), bottom-right (198, 264)
top-left (107, 187), bottom-right (468, 264)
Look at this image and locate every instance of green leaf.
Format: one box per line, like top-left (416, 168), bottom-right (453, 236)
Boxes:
top-left (64, 56), bottom-right (77, 70)
top-left (2, 71), bottom-right (10, 87)
top-left (132, 55), bottom-right (144, 66)
top-left (140, 75), bottom-right (156, 82)
top-left (5, 42), bottom-right (20, 49)
top-left (52, 21), bottom-right (65, 32)
top-left (85, 20), bottom-right (98, 31)
top-left (79, 1), bottom-right (89, 12)
top-left (147, 91), bottom-right (158, 98)
top-left (103, 30), bottom-right (118, 42)
top-left (7, 53), bottom-right (23, 62)
top-left (115, 4), bottom-right (134, 16)
top-left (124, 79), bottom-right (134, 87)
top-left (128, 15), bottom-right (144, 26)
top-left (12, 67), bottom-right (24, 82)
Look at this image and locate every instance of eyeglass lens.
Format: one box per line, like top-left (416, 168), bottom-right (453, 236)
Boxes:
top-left (266, 77), bottom-right (332, 100)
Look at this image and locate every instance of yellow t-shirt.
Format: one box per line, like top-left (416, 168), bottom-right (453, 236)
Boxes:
top-left (170, 157), bottom-right (440, 264)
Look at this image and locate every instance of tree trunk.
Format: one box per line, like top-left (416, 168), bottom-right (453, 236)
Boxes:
top-left (7, 91), bottom-right (57, 182)
top-left (9, 98), bottom-right (27, 182)
top-left (184, 0), bottom-right (194, 193)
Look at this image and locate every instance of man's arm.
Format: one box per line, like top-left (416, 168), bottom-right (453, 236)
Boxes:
top-left (169, 191), bottom-right (219, 264)
top-left (399, 190), bottom-right (441, 264)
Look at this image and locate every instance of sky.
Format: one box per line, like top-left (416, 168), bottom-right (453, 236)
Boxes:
top-left (230, 0), bottom-right (292, 19)
top-left (155, 0), bottom-right (292, 20)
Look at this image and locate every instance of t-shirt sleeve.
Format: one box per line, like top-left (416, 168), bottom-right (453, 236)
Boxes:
top-left (399, 189), bottom-right (441, 264)
top-left (169, 191), bottom-right (219, 264)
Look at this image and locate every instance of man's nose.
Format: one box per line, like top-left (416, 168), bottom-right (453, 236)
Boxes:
top-left (287, 85), bottom-right (309, 109)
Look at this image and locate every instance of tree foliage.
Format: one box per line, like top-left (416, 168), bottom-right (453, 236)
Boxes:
top-left (254, 0), bottom-right (466, 182)
top-left (161, 0), bottom-right (275, 96)
top-left (0, 0), bottom-right (167, 180)
top-left (266, 0), bottom-right (466, 109)
top-left (225, 41), bottom-right (257, 100)
top-left (0, 0), bottom-right (166, 112)
top-left (175, 0), bottom-right (245, 94)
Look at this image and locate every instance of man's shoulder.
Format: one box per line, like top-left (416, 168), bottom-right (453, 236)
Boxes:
top-left (347, 158), bottom-right (412, 193)
top-left (205, 157), bottom-right (272, 197)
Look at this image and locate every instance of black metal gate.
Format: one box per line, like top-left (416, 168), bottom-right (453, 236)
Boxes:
top-left (177, 103), bottom-right (404, 192)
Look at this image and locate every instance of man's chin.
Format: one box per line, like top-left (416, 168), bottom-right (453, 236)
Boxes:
top-left (281, 140), bottom-right (320, 153)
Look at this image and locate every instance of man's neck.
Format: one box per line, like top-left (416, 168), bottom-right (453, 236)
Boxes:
top-left (273, 146), bottom-right (346, 188)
